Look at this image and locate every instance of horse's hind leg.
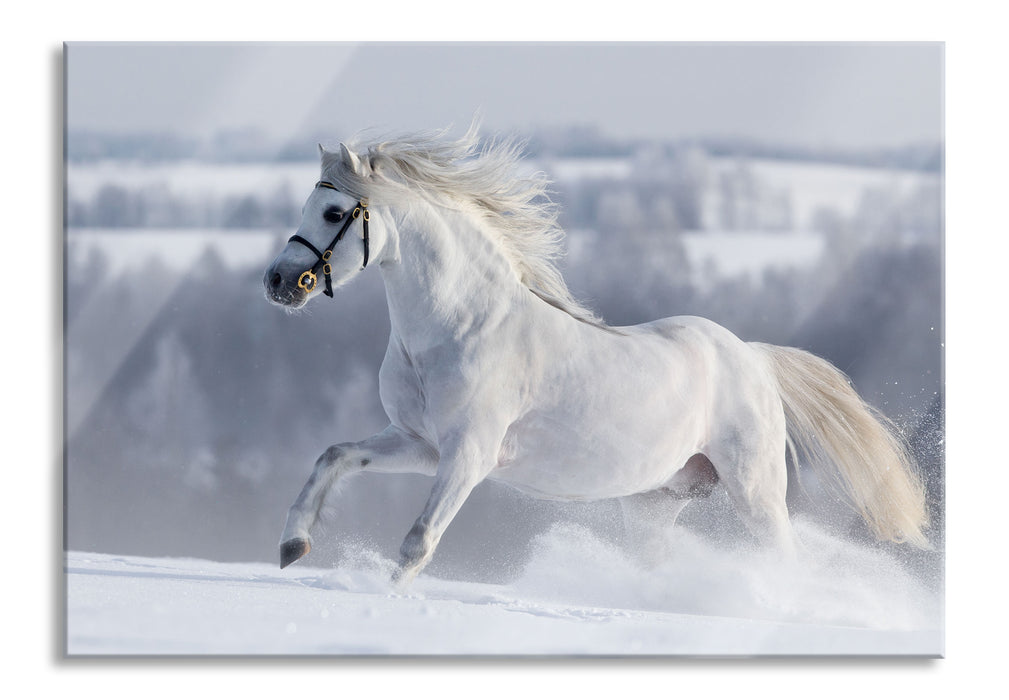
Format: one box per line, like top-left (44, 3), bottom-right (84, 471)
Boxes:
top-left (279, 425), bottom-right (438, 569)
top-left (619, 455), bottom-right (718, 565)
top-left (708, 438), bottom-right (797, 558)
top-left (619, 491), bottom-right (690, 566)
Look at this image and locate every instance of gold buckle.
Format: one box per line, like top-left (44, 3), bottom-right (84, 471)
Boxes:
top-left (352, 207), bottom-right (361, 219)
top-left (297, 270), bottom-right (317, 292)
top-left (323, 263), bottom-right (332, 275)
top-left (322, 250), bottom-right (332, 261)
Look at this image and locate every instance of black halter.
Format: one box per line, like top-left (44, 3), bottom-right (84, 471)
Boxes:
top-left (288, 181), bottom-right (370, 298)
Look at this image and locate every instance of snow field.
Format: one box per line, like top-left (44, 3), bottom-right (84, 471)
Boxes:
top-left (67, 520), bottom-right (941, 656)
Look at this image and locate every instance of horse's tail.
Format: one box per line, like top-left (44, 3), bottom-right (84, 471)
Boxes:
top-left (751, 342), bottom-right (930, 548)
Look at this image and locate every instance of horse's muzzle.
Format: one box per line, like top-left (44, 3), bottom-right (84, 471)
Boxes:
top-left (263, 266), bottom-right (308, 308)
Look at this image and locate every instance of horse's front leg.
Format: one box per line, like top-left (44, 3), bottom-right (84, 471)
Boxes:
top-left (279, 425), bottom-right (437, 569)
top-left (393, 434), bottom-right (495, 586)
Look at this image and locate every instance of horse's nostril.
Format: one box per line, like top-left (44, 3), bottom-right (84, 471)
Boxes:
top-left (271, 273), bottom-right (283, 289)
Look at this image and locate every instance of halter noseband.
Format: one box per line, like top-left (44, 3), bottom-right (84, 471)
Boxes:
top-left (288, 181), bottom-right (371, 298)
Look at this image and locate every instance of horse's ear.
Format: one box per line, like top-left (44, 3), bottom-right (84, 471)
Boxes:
top-left (318, 143), bottom-right (327, 158)
top-left (339, 142), bottom-right (362, 174)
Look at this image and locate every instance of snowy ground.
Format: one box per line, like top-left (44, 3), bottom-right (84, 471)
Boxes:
top-left (66, 521), bottom-right (942, 656)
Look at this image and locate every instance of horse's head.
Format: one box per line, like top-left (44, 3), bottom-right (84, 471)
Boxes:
top-left (264, 143), bottom-right (389, 308)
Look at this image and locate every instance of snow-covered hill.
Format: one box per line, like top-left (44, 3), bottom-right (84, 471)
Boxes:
top-left (66, 521), bottom-right (942, 656)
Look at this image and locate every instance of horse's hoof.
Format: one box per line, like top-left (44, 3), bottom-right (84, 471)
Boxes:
top-left (391, 564), bottom-right (419, 591)
top-left (280, 538), bottom-right (311, 569)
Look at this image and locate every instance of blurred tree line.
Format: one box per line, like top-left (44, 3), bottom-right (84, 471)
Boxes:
top-left (69, 126), bottom-right (942, 173)
top-left (68, 182), bottom-right (302, 230)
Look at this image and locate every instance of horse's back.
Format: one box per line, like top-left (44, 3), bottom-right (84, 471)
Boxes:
top-left (636, 313), bottom-right (784, 411)
top-left (628, 314), bottom-right (779, 388)
top-left (625, 314), bottom-right (746, 350)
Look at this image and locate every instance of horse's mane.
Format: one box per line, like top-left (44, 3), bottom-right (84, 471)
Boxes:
top-left (320, 127), bottom-right (605, 326)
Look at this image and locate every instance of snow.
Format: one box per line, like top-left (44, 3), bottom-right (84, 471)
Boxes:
top-left (680, 231), bottom-right (825, 281)
top-left (67, 228), bottom-right (281, 276)
top-left (66, 160), bottom-right (320, 200)
top-left (540, 157), bottom-right (635, 182)
top-left (709, 158), bottom-right (937, 230)
top-left (66, 521), bottom-right (942, 656)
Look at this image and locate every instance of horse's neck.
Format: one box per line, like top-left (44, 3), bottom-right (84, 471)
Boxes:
top-left (380, 202), bottom-right (524, 347)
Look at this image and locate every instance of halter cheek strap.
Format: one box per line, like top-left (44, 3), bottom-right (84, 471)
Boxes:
top-left (288, 181), bottom-right (370, 298)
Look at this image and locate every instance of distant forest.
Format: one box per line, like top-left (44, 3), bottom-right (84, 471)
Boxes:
top-left (67, 125), bottom-right (943, 173)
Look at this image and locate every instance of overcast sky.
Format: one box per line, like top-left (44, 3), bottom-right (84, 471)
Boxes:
top-left (66, 42), bottom-right (942, 149)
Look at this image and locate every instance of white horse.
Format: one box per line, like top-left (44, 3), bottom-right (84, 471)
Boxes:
top-left (264, 128), bottom-right (929, 585)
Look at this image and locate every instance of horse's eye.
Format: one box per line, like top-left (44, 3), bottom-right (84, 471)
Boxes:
top-left (323, 207), bottom-right (344, 224)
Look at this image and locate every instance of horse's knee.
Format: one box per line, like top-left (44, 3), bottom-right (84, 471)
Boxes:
top-left (309, 443), bottom-right (368, 484)
top-left (316, 443), bottom-right (348, 469)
